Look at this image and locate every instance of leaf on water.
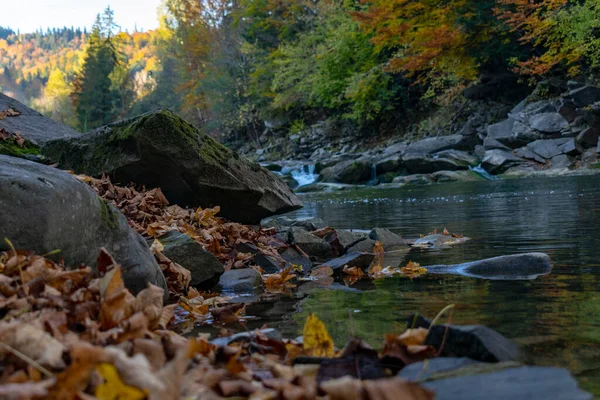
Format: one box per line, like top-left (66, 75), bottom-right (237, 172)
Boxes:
top-left (265, 267), bottom-right (296, 293)
top-left (400, 261), bottom-right (427, 279)
top-left (392, 328), bottom-right (428, 346)
top-left (303, 314), bottom-right (335, 358)
top-left (342, 265), bottom-right (364, 277)
top-left (212, 303), bottom-right (245, 324)
top-left (372, 241), bottom-right (384, 268)
top-left (95, 363), bottom-right (146, 400)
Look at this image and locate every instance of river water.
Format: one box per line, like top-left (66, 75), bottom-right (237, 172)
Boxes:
top-left (245, 175), bottom-right (600, 393)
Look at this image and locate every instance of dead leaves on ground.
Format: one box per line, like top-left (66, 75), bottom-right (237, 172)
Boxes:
top-left (0, 248), bottom-right (441, 399)
top-left (0, 107), bottom-right (21, 120)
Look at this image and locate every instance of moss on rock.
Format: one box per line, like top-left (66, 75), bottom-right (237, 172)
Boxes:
top-left (0, 137), bottom-right (40, 158)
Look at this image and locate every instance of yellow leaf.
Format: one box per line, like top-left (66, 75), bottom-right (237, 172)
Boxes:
top-left (95, 363), bottom-right (146, 400)
top-left (303, 314), bottom-right (335, 357)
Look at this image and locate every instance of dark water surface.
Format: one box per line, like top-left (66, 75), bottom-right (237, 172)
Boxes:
top-left (248, 176), bottom-right (600, 393)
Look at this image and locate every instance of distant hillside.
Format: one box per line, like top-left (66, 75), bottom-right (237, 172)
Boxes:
top-left (0, 26), bottom-right (160, 127)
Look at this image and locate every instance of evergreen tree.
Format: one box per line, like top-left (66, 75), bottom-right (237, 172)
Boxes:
top-left (71, 8), bottom-right (120, 131)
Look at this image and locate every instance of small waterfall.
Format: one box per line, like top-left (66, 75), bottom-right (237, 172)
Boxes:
top-left (367, 163), bottom-right (380, 186)
top-left (290, 164), bottom-right (319, 187)
top-left (470, 164), bottom-right (500, 181)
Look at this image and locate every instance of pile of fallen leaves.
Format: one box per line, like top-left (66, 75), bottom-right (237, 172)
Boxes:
top-left (77, 174), bottom-right (287, 272)
top-left (0, 246), bottom-right (443, 399)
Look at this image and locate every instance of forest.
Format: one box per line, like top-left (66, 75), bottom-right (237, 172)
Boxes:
top-left (1, 0), bottom-right (600, 140)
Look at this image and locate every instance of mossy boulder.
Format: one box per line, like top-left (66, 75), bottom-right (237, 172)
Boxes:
top-left (41, 109), bottom-right (302, 224)
top-left (0, 155), bottom-right (167, 298)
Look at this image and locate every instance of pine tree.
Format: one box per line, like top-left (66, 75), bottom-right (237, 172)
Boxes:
top-left (71, 8), bottom-right (120, 131)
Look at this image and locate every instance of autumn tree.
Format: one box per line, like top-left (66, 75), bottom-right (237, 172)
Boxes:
top-left (496, 0), bottom-right (600, 78)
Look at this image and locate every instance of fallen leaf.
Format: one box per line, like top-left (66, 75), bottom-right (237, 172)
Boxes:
top-left (310, 265), bottom-right (333, 277)
top-left (342, 265), bottom-right (364, 277)
top-left (303, 314), bottom-right (334, 357)
top-left (96, 363), bottom-right (147, 400)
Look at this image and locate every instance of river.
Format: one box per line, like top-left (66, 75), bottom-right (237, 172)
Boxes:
top-left (248, 175), bottom-right (600, 393)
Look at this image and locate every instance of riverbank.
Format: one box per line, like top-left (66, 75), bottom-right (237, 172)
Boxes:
top-left (239, 81), bottom-right (600, 192)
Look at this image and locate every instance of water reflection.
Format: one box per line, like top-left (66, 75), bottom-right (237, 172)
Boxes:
top-left (277, 175), bottom-right (600, 393)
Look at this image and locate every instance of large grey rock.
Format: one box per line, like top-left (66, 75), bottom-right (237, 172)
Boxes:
top-left (217, 268), bottom-right (264, 293)
top-left (324, 229), bottom-right (369, 256)
top-left (550, 154), bottom-right (572, 169)
top-left (481, 150), bottom-right (527, 174)
top-left (159, 231), bottom-right (223, 289)
top-left (405, 135), bottom-right (466, 155)
top-left (348, 239), bottom-right (378, 253)
top-left (576, 127), bottom-right (600, 149)
top-left (41, 110), bottom-right (302, 224)
top-left (321, 252), bottom-right (375, 271)
top-left (319, 160), bottom-right (372, 184)
top-left (369, 228), bottom-right (405, 249)
top-left (403, 153), bottom-right (463, 174)
top-left (375, 155), bottom-right (403, 175)
top-left (514, 147), bottom-right (545, 163)
top-left (425, 252), bottom-right (552, 280)
top-left (487, 119), bottom-right (536, 149)
top-left (0, 155), bottom-right (167, 296)
top-left (237, 242), bottom-right (283, 274)
top-left (288, 227), bottom-right (333, 260)
top-left (529, 112), bottom-right (569, 133)
top-left (568, 85), bottom-right (600, 107)
top-left (0, 92), bottom-right (79, 145)
top-left (280, 247), bottom-right (313, 272)
top-left (433, 150), bottom-right (479, 168)
top-left (483, 136), bottom-right (511, 151)
top-left (409, 314), bottom-right (520, 362)
top-left (400, 359), bottom-right (592, 400)
top-left (527, 139), bottom-right (563, 159)
top-left (291, 217), bottom-right (327, 231)
top-left (559, 138), bottom-right (582, 156)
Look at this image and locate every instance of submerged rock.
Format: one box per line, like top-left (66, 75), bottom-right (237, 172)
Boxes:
top-left (217, 268), bottom-right (264, 293)
top-left (158, 231), bottom-right (223, 289)
top-left (409, 314), bottom-right (520, 362)
top-left (288, 227), bottom-right (333, 260)
top-left (0, 155), bottom-right (167, 297)
top-left (425, 252), bottom-right (552, 280)
top-left (400, 359), bottom-right (592, 400)
top-left (369, 228), bottom-right (406, 250)
top-left (411, 234), bottom-right (470, 249)
top-left (321, 251), bottom-right (375, 271)
top-left (41, 109), bottom-right (302, 224)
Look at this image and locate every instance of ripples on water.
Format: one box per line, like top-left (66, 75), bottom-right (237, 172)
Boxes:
top-left (244, 176), bottom-right (600, 393)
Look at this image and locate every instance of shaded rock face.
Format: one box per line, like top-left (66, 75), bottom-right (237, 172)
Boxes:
top-left (321, 252), bottom-right (375, 271)
top-left (0, 93), bottom-right (79, 145)
top-left (287, 227), bottom-right (333, 260)
top-left (481, 149), bottom-right (527, 174)
top-left (0, 155), bottom-right (167, 297)
top-left (158, 231), bottom-right (224, 289)
top-left (41, 109), bottom-right (302, 224)
top-left (368, 228), bottom-right (405, 250)
top-left (320, 160), bottom-right (372, 184)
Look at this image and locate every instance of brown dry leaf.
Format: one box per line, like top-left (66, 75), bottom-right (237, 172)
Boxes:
top-left (393, 328), bottom-right (428, 346)
top-left (400, 261), bottom-right (427, 280)
top-left (0, 321), bottom-right (66, 369)
top-left (342, 265), bottom-right (364, 277)
top-left (310, 265), bottom-right (334, 277)
top-left (321, 376), bottom-right (434, 400)
top-left (372, 240), bottom-right (384, 266)
top-left (0, 380), bottom-right (53, 399)
top-left (212, 303), bottom-right (245, 324)
top-left (302, 314), bottom-right (334, 357)
top-left (443, 227), bottom-right (450, 235)
top-left (179, 296), bottom-right (210, 315)
top-left (99, 267), bottom-right (133, 330)
top-left (225, 352), bottom-right (246, 375)
top-left (131, 284), bottom-right (164, 329)
top-left (265, 267), bottom-right (296, 293)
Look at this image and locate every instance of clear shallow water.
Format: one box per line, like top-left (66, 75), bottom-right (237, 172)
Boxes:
top-left (245, 176), bottom-right (600, 393)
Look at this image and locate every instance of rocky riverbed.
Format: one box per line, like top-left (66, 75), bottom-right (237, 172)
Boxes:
top-left (240, 81), bottom-right (600, 192)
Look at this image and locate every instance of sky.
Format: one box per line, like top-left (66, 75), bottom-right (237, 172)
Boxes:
top-left (0, 0), bottom-right (163, 34)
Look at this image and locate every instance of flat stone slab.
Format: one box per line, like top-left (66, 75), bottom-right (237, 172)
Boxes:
top-left (0, 92), bottom-right (79, 144)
